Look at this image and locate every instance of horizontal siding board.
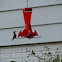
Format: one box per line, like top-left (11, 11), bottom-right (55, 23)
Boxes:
top-left (0, 5), bottom-right (62, 29)
top-left (29, 0), bottom-right (62, 8)
top-left (0, 10), bottom-right (24, 28)
top-left (0, 0), bottom-right (62, 11)
top-left (31, 5), bottom-right (62, 25)
top-left (1, 54), bottom-right (11, 59)
top-left (0, 42), bottom-right (62, 61)
top-left (1, 47), bottom-right (12, 54)
top-left (0, 0), bottom-right (27, 11)
top-left (0, 24), bottom-right (62, 46)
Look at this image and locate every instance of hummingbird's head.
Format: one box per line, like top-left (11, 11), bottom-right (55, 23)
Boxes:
top-left (13, 31), bottom-right (17, 34)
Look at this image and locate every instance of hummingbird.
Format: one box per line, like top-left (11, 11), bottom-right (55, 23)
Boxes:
top-left (12, 31), bottom-right (17, 41)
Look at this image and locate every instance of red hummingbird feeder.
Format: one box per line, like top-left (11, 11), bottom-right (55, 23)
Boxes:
top-left (18, 0), bottom-right (38, 39)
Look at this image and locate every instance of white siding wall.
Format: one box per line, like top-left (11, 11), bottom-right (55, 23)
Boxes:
top-left (0, 24), bottom-right (62, 46)
top-left (0, 0), bottom-right (62, 62)
top-left (0, 5), bottom-right (62, 46)
top-left (0, 0), bottom-right (27, 11)
top-left (0, 5), bottom-right (62, 28)
top-left (0, 0), bottom-right (62, 11)
top-left (0, 42), bottom-right (62, 62)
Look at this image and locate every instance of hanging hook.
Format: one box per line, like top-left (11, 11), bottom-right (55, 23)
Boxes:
top-left (27, 0), bottom-right (28, 8)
